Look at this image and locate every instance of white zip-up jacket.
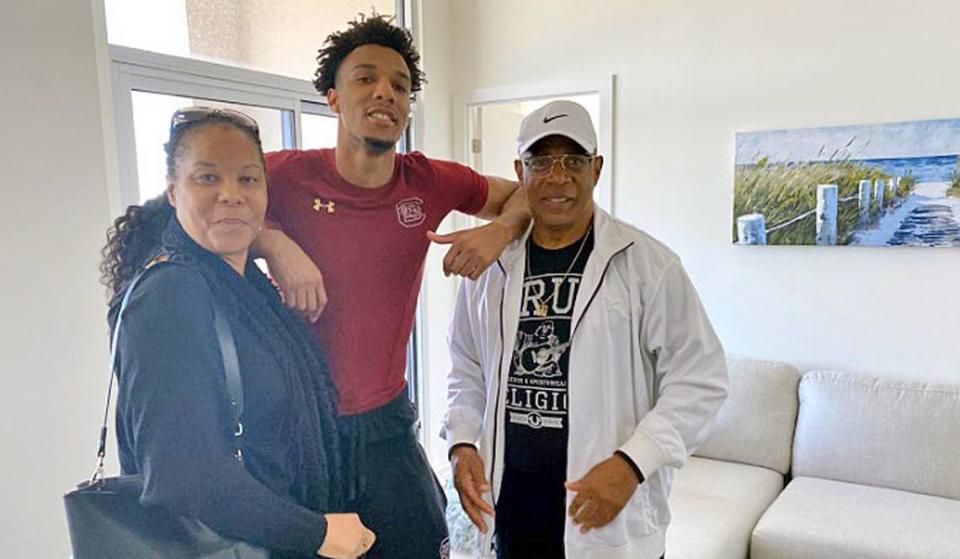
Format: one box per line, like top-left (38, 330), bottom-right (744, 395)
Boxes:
top-left (443, 207), bottom-right (729, 558)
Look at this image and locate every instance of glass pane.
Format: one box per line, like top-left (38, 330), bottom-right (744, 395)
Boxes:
top-left (130, 91), bottom-right (286, 202)
top-left (106, 0), bottom-right (396, 81)
top-left (301, 113), bottom-right (339, 149)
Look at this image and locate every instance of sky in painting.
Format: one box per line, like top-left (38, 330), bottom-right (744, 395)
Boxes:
top-left (736, 118), bottom-right (960, 164)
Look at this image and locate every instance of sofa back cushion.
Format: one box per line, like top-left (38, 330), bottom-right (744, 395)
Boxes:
top-left (694, 359), bottom-right (801, 474)
top-left (793, 370), bottom-right (960, 500)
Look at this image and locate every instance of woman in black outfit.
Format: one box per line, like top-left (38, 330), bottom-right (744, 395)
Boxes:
top-left (100, 107), bottom-right (373, 559)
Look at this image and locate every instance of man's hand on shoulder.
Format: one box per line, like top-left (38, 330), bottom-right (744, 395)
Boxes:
top-left (428, 174), bottom-right (529, 280)
top-left (254, 229), bottom-right (327, 322)
top-left (427, 221), bottom-right (513, 280)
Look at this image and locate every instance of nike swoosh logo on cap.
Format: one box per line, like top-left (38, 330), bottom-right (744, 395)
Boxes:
top-left (543, 113), bottom-right (568, 123)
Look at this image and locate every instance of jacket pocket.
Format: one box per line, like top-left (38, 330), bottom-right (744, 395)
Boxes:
top-left (576, 483), bottom-right (657, 549)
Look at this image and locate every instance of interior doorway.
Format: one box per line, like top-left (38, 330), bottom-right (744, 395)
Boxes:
top-left (464, 77), bottom-right (615, 213)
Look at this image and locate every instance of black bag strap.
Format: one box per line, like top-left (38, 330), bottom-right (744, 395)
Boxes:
top-left (92, 260), bottom-right (245, 483)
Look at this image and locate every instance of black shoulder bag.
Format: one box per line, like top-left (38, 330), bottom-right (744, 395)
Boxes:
top-left (63, 262), bottom-right (269, 559)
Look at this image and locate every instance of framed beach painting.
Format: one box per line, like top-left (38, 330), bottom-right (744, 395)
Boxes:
top-left (734, 118), bottom-right (960, 246)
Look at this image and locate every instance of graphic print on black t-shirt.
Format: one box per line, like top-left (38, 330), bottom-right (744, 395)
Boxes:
top-left (505, 227), bottom-right (594, 474)
top-left (497, 227), bottom-right (594, 549)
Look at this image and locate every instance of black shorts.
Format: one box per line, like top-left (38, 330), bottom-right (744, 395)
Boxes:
top-left (339, 394), bottom-right (449, 559)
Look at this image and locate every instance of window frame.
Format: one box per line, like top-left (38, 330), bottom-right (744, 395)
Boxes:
top-left (108, 0), bottom-right (409, 209)
top-left (110, 45), bottom-right (342, 209)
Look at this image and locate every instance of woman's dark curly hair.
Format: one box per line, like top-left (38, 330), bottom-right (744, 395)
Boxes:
top-left (100, 194), bottom-right (175, 297)
top-left (100, 111), bottom-right (264, 297)
top-left (313, 13), bottom-right (425, 97)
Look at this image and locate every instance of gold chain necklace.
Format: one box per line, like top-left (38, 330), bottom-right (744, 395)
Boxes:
top-left (526, 224), bottom-right (593, 318)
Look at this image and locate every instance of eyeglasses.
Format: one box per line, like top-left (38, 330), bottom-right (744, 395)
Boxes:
top-left (169, 106), bottom-right (260, 135)
top-left (521, 154), bottom-right (595, 176)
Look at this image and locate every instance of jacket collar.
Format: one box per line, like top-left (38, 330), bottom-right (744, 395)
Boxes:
top-left (498, 205), bottom-right (633, 272)
top-left (495, 205), bottom-right (635, 341)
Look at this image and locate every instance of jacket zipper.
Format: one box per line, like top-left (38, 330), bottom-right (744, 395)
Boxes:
top-left (489, 260), bottom-right (508, 506)
top-left (480, 260), bottom-right (509, 556)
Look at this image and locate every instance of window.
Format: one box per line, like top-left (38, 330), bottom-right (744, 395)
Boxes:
top-left (105, 0), bottom-right (395, 81)
top-left (130, 92), bottom-right (288, 201)
top-left (106, 0), bottom-right (407, 207)
top-left (301, 112), bottom-right (339, 150)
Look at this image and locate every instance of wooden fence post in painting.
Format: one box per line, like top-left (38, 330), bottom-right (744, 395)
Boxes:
top-left (858, 179), bottom-right (873, 224)
top-left (816, 184), bottom-right (838, 245)
top-left (874, 179), bottom-right (887, 213)
top-left (737, 213), bottom-right (767, 245)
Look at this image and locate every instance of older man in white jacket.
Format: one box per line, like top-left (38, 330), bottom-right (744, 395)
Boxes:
top-left (443, 100), bottom-right (729, 559)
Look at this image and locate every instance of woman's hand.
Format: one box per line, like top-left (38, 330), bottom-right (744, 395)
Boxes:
top-left (318, 513), bottom-right (375, 558)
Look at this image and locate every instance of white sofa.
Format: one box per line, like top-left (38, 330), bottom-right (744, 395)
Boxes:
top-left (668, 360), bottom-right (960, 559)
top-left (667, 360), bottom-right (801, 559)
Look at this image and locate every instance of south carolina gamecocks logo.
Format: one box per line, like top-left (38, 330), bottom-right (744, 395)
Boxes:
top-left (396, 197), bottom-right (426, 228)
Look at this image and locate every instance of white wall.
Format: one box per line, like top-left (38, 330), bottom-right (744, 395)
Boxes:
top-left (412, 0), bottom-right (470, 470)
top-left (437, 0), bottom-right (960, 383)
top-left (0, 0), bottom-right (114, 556)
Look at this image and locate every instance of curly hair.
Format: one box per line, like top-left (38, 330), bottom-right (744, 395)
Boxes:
top-left (313, 12), bottom-right (425, 96)
top-left (101, 112), bottom-right (264, 297)
top-left (100, 194), bottom-right (175, 297)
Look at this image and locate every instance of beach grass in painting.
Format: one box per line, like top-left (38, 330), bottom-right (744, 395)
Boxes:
top-left (950, 165), bottom-right (960, 199)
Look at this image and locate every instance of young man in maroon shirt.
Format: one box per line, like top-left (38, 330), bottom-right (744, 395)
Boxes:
top-left (254, 15), bottom-right (529, 559)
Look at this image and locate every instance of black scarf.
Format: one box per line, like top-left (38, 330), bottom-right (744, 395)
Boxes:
top-left (157, 217), bottom-right (342, 514)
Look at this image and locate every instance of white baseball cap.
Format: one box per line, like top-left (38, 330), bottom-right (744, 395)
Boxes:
top-left (517, 100), bottom-right (597, 156)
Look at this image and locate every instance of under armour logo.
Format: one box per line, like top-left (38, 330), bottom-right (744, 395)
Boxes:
top-left (313, 198), bottom-right (336, 213)
top-left (543, 113), bottom-right (568, 123)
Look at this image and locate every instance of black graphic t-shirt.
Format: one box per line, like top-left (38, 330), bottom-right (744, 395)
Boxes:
top-left (496, 226), bottom-right (594, 548)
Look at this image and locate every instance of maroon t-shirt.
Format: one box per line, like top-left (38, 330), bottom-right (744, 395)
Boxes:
top-left (265, 149), bottom-right (489, 414)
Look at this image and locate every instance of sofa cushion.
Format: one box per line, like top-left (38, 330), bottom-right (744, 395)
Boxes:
top-left (793, 370), bottom-right (960, 499)
top-left (751, 476), bottom-right (960, 559)
top-left (666, 456), bottom-right (784, 559)
top-left (694, 359), bottom-right (801, 474)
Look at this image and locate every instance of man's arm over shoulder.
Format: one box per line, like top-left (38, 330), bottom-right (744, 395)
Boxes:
top-left (426, 157), bottom-right (529, 279)
top-left (255, 150), bottom-right (328, 322)
top-left (476, 174), bottom-right (531, 249)
top-left (423, 152), bottom-right (521, 221)
top-left (474, 175), bottom-right (520, 220)
top-left (618, 259), bottom-right (729, 479)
